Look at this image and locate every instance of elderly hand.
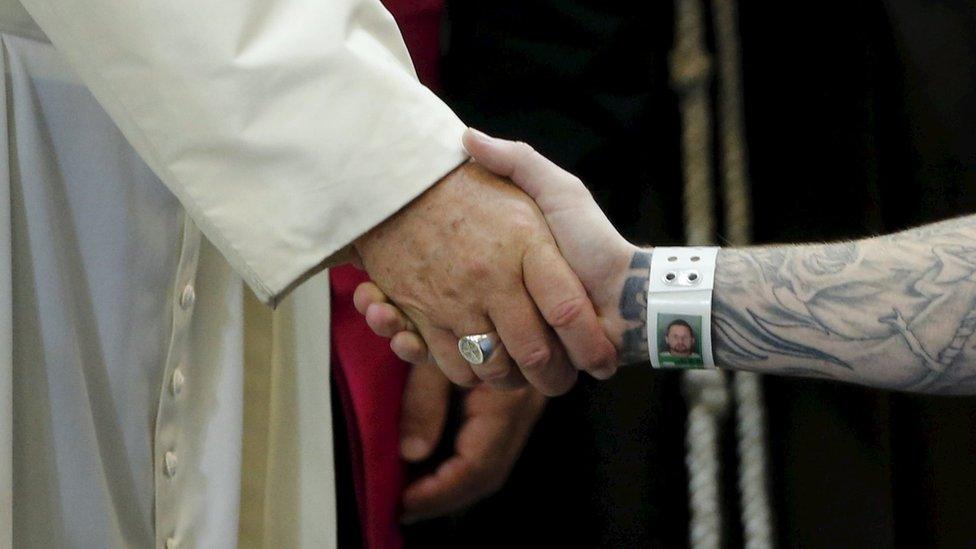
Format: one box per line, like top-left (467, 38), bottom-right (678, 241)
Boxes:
top-left (355, 129), bottom-right (647, 369)
top-left (354, 161), bottom-right (618, 395)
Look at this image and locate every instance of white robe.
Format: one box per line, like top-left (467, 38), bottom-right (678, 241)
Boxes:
top-left (0, 0), bottom-right (466, 546)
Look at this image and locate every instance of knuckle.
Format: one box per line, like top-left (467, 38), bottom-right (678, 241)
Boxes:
top-left (376, 312), bottom-right (401, 333)
top-left (508, 221), bottom-right (539, 245)
top-left (582, 345), bottom-right (616, 373)
top-left (506, 203), bottom-right (541, 232)
top-left (478, 364), bottom-right (511, 381)
top-left (546, 295), bottom-right (586, 328)
top-left (391, 330), bottom-right (420, 348)
top-left (566, 174), bottom-right (585, 189)
top-left (386, 313), bottom-right (408, 333)
top-left (405, 347), bottom-right (429, 364)
top-left (458, 371), bottom-right (482, 388)
top-left (516, 344), bottom-right (552, 373)
top-left (514, 141), bottom-right (536, 160)
top-left (468, 463), bottom-right (507, 496)
top-left (567, 176), bottom-right (592, 197)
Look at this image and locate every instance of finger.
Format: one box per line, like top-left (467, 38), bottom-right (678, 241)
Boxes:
top-left (462, 128), bottom-right (583, 203)
top-left (402, 386), bottom-right (542, 522)
top-left (523, 243), bottom-right (619, 380)
top-left (453, 313), bottom-right (527, 390)
top-left (390, 331), bottom-right (430, 365)
top-left (364, 302), bottom-right (416, 338)
top-left (490, 361), bottom-right (529, 390)
top-left (399, 362), bottom-right (451, 463)
top-left (487, 289), bottom-right (577, 396)
top-left (353, 281), bottom-right (387, 315)
top-left (469, 345), bottom-right (528, 391)
top-left (402, 395), bottom-right (502, 522)
top-left (402, 456), bottom-right (484, 523)
top-left (423, 327), bottom-right (480, 388)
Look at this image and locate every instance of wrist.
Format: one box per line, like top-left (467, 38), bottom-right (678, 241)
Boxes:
top-left (602, 245), bottom-right (652, 366)
top-left (353, 163), bottom-right (464, 262)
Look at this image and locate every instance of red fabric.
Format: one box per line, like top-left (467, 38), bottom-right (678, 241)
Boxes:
top-left (329, 338), bottom-right (369, 533)
top-left (384, 0), bottom-right (445, 92)
top-left (331, 266), bottom-right (410, 549)
top-left (329, 3), bottom-right (445, 548)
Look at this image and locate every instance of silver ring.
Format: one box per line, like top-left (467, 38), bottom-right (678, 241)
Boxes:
top-left (457, 332), bottom-right (501, 365)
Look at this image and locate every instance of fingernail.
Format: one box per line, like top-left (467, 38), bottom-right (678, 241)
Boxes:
top-left (591, 365), bottom-right (617, 380)
top-left (463, 127), bottom-right (494, 152)
top-left (400, 436), bottom-right (430, 461)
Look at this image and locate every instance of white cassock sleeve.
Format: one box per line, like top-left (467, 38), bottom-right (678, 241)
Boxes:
top-left (16, 0), bottom-right (468, 306)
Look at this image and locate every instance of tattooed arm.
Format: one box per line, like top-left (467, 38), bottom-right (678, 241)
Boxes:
top-left (711, 216), bottom-right (976, 394)
top-left (607, 216), bottom-right (976, 394)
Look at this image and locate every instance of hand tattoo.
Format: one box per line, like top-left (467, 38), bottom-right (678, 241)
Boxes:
top-left (619, 250), bottom-right (652, 364)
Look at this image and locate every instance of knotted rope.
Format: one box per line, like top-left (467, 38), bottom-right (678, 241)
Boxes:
top-left (670, 0), bottom-right (773, 546)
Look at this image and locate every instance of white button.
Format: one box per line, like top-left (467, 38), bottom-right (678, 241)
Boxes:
top-left (171, 368), bottom-right (185, 396)
top-left (164, 451), bottom-right (178, 477)
top-left (165, 538), bottom-right (177, 549)
top-left (179, 285), bottom-right (195, 310)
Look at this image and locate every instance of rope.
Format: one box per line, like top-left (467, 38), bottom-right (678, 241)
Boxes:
top-left (671, 0), bottom-right (774, 547)
top-left (682, 370), bottom-right (730, 549)
top-left (732, 372), bottom-right (773, 548)
top-left (709, 0), bottom-right (774, 545)
top-left (670, 1), bottom-right (727, 547)
top-left (711, 0), bottom-right (751, 246)
top-left (671, 0), bottom-right (715, 248)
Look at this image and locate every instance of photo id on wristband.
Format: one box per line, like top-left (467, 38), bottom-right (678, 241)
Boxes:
top-left (646, 247), bottom-right (719, 369)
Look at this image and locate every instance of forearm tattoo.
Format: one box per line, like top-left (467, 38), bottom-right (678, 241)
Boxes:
top-left (711, 215), bottom-right (976, 394)
top-left (619, 250), bottom-right (652, 364)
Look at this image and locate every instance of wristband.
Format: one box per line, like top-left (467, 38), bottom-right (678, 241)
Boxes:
top-left (646, 247), bottom-right (719, 369)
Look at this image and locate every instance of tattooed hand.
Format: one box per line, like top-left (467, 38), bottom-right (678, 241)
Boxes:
top-left (354, 129), bottom-right (652, 372)
top-left (461, 129), bottom-right (652, 367)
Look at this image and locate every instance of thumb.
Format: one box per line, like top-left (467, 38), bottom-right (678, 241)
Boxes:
top-left (461, 128), bottom-right (586, 208)
top-left (399, 362), bottom-right (451, 462)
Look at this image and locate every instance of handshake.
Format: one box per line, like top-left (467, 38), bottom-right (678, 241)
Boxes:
top-left (353, 128), bottom-right (650, 396)
top-left (350, 127), bottom-right (975, 521)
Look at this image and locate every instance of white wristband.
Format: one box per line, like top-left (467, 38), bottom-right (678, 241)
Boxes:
top-left (646, 247), bottom-right (719, 369)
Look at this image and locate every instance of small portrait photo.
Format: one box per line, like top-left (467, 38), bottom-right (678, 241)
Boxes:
top-left (657, 313), bottom-right (704, 368)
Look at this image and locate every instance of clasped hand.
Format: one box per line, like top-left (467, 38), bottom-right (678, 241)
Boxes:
top-left (354, 128), bottom-right (641, 394)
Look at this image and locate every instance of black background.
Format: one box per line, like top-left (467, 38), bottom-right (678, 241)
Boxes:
top-left (399, 1), bottom-right (976, 547)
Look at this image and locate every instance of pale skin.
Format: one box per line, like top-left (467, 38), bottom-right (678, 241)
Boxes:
top-left (354, 160), bottom-right (618, 396)
top-left (358, 128), bottom-right (976, 395)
